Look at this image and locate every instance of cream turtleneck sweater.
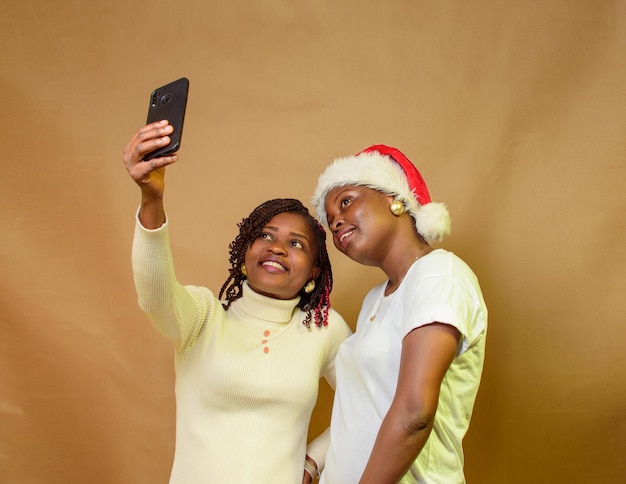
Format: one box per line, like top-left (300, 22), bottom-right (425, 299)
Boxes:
top-left (132, 216), bottom-right (351, 483)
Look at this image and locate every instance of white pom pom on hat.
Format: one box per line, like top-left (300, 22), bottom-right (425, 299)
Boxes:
top-left (311, 144), bottom-right (451, 244)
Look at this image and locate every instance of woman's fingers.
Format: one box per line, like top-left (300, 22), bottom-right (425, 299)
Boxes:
top-left (122, 121), bottom-right (179, 196)
top-left (124, 121), bottom-right (173, 161)
top-left (123, 121), bottom-right (176, 169)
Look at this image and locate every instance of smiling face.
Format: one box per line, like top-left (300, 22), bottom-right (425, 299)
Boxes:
top-left (324, 185), bottom-right (398, 266)
top-left (244, 211), bottom-right (321, 300)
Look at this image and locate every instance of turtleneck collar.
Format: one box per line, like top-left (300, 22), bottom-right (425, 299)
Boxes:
top-left (236, 281), bottom-right (301, 324)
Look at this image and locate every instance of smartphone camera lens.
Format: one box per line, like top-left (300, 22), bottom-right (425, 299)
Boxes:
top-left (161, 94), bottom-right (173, 104)
top-left (151, 90), bottom-right (159, 108)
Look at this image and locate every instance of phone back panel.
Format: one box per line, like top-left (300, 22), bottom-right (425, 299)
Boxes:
top-left (143, 77), bottom-right (189, 161)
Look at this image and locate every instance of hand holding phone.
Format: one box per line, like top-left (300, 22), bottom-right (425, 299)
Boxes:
top-left (143, 77), bottom-right (189, 161)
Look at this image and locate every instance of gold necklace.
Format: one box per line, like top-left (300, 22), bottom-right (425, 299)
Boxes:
top-left (369, 246), bottom-right (433, 322)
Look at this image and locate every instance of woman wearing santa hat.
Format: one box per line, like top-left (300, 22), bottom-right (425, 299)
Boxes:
top-left (309, 145), bottom-right (488, 483)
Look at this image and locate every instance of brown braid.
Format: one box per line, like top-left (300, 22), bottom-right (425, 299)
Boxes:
top-left (218, 198), bottom-right (333, 328)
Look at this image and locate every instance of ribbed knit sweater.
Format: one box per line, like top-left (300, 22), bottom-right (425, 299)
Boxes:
top-left (132, 216), bottom-right (351, 483)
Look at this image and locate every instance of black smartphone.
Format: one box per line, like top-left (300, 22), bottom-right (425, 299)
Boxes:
top-left (143, 77), bottom-right (189, 161)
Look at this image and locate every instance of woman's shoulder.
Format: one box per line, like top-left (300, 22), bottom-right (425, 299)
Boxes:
top-left (313, 307), bottom-right (352, 338)
top-left (406, 249), bottom-right (484, 302)
top-left (326, 306), bottom-right (349, 326)
top-left (417, 248), bottom-right (475, 276)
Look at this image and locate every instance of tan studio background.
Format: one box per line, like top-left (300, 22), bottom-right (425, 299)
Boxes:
top-left (1, 1), bottom-right (625, 483)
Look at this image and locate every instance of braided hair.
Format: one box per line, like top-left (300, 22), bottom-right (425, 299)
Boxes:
top-left (218, 198), bottom-right (333, 328)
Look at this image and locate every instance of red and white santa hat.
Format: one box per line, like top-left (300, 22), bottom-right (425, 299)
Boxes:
top-left (311, 144), bottom-right (451, 244)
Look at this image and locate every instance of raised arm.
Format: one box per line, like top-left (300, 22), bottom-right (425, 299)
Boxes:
top-left (122, 120), bottom-right (178, 228)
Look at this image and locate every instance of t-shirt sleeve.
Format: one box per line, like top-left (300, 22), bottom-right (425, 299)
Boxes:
top-left (400, 273), bottom-right (485, 355)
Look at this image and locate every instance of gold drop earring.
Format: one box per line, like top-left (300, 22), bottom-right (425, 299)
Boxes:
top-left (304, 280), bottom-right (315, 293)
top-left (241, 264), bottom-right (247, 277)
top-left (390, 200), bottom-right (405, 216)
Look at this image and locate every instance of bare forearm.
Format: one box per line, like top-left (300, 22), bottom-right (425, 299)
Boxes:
top-left (359, 406), bottom-right (433, 484)
top-left (123, 121), bottom-right (177, 230)
top-left (139, 194), bottom-right (166, 229)
top-left (359, 323), bottom-right (459, 483)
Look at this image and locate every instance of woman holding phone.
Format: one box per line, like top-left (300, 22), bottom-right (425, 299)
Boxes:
top-left (123, 121), bottom-right (351, 483)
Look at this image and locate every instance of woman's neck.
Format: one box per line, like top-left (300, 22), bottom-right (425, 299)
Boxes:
top-left (381, 240), bottom-right (432, 296)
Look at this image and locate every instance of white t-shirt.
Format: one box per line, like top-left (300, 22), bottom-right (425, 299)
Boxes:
top-left (320, 249), bottom-right (487, 484)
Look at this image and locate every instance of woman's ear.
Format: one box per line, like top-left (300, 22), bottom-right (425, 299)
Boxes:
top-left (310, 266), bottom-right (321, 281)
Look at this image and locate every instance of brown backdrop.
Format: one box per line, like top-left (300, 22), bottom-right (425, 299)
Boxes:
top-left (1, 1), bottom-right (625, 483)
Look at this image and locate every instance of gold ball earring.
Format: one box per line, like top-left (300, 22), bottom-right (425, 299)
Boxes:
top-left (304, 280), bottom-right (315, 294)
top-left (241, 264), bottom-right (247, 277)
top-left (390, 200), bottom-right (405, 216)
